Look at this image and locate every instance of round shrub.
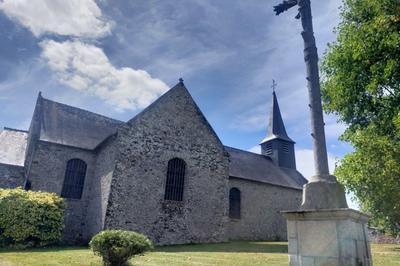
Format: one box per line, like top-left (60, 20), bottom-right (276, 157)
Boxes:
top-left (0, 188), bottom-right (65, 248)
top-left (89, 230), bottom-right (153, 266)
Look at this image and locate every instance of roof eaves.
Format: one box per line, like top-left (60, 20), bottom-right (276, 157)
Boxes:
top-left (229, 175), bottom-right (302, 190)
top-left (3, 127), bottom-right (29, 133)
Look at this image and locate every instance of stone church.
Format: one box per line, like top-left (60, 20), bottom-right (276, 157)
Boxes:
top-left (0, 80), bottom-right (307, 245)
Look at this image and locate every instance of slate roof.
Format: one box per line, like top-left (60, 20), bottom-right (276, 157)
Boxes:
top-left (17, 90), bottom-right (307, 189)
top-left (260, 91), bottom-right (294, 143)
top-left (225, 146), bottom-right (307, 189)
top-left (0, 128), bottom-right (28, 166)
top-left (38, 97), bottom-right (124, 150)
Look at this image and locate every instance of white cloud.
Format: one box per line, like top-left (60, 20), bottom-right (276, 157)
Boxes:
top-left (295, 148), bottom-right (338, 179)
top-left (324, 115), bottom-right (347, 139)
top-left (232, 104), bottom-right (269, 131)
top-left (325, 122), bottom-right (347, 139)
top-left (248, 145), bottom-right (261, 154)
top-left (0, 0), bottom-right (112, 38)
top-left (40, 40), bottom-right (169, 111)
top-left (296, 148), bottom-right (359, 209)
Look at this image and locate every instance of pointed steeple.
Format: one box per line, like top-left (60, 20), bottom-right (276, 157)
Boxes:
top-left (261, 91), bottom-right (294, 144)
top-left (260, 85), bottom-right (296, 169)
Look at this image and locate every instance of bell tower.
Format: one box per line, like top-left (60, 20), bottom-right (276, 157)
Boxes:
top-left (260, 84), bottom-right (296, 169)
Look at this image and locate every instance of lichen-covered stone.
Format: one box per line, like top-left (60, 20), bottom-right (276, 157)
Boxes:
top-left (104, 85), bottom-right (229, 245)
top-left (228, 177), bottom-right (302, 241)
top-left (0, 163), bottom-right (25, 188)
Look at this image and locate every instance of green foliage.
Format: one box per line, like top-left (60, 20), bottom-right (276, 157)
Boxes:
top-left (335, 127), bottom-right (400, 235)
top-left (89, 230), bottom-right (153, 266)
top-left (322, 0), bottom-right (400, 134)
top-left (0, 188), bottom-right (65, 248)
top-left (321, 0), bottom-right (400, 235)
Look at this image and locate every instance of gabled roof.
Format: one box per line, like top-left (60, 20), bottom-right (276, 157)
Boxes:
top-left (34, 81), bottom-right (223, 151)
top-left (260, 91), bottom-right (294, 143)
top-left (0, 127), bottom-right (28, 166)
top-left (37, 96), bottom-right (123, 150)
top-left (225, 146), bottom-right (306, 189)
top-left (128, 80), bottom-right (225, 148)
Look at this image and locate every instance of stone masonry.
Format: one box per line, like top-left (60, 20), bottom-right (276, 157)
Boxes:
top-left (105, 84), bottom-right (230, 245)
top-left (229, 177), bottom-right (302, 241)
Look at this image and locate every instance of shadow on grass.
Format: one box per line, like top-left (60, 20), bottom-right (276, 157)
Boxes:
top-left (0, 241), bottom-right (288, 254)
top-left (156, 241), bottom-right (288, 254)
top-left (0, 246), bottom-right (89, 253)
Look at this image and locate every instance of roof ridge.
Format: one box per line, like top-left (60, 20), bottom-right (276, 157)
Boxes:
top-left (127, 80), bottom-right (226, 149)
top-left (229, 176), bottom-right (302, 190)
top-left (127, 82), bottom-right (181, 124)
top-left (223, 145), bottom-right (273, 160)
top-left (3, 127), bottom-right (29, 133)
top-left (40, 96), bottom-right (124, 124)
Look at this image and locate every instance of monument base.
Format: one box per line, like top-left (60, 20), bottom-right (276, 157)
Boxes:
top-left (301, 178), bottom-right (348, 209)
top-left (282, 209), bottom-right (371, 266)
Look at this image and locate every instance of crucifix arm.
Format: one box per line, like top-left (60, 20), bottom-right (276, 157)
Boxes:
top-left (273, 0), bottom-right (298, 15)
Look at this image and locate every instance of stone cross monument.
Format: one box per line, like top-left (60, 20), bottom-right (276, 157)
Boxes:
top-left (273, 0), bottom-right (372, 265)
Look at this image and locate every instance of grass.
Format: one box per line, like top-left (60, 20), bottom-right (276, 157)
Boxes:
top-left (0, 241), bottom-right (399, 265)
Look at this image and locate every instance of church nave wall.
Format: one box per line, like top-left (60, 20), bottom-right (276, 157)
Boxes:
top-left (27, 141), bottom-right (96, 244)
top-left (228, 177), bottom-right (302, 241)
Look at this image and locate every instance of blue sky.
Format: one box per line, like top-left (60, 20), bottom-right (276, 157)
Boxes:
top-left (0, 0), bottom-right (357, 207)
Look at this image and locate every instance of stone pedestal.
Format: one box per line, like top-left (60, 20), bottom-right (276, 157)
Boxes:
top-left (282, 209), bottom-right (372, 266)
top-left (301, 179), bottom-right (348, 209)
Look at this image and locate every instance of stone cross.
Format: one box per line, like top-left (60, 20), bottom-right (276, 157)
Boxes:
top-left (274, 1), bottom-right (372, 264)
top-left (271, 79), bottom-right (277, 92)
top-left (274, 0), bottom-right (347, 209)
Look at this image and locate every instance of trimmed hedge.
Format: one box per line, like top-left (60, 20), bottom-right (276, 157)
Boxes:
top-left (90, 230), bottom-right (153, 266)
top-left (0, 188), bottom-right (65, 248)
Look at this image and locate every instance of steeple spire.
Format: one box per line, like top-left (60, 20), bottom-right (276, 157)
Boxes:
top-left (261, 89), bottom-right (294, 144)
top-left (259, 84), bottom-right (296, 169)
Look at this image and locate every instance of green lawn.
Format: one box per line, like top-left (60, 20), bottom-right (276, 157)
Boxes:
top-left (0, 242), bottom-right (399, 266)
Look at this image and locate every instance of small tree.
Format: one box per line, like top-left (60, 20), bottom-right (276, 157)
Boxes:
top-left (89, 230), bottom-right (153, 266)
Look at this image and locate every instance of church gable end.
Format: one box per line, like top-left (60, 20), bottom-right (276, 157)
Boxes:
top-left (105, 82), bottom-right (229, 245)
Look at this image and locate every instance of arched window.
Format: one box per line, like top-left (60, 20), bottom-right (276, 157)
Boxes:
top-left (61, 159), bottom-right (87, 199)
top-left (164, 158), bottom-right (186, 201)
top-left (229, 187), bottom-right (241, 219)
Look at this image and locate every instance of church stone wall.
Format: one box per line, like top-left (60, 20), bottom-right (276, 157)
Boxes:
top-left (105, 86), bottom-right (230, 245)
top-left (85, 136), bottom-right (118, 239)
top-left (0, 163), bottom-right (25, 188)
top-left (24, 97), bottom-right (43, 181)
top-left (228, 177), bottom-right (302, 241)
top-left (27, 141), bottom-right (96, 243)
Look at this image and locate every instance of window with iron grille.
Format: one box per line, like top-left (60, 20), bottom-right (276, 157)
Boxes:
top-left (229, 187), bottom-right (241, 219)
top-left (61, 159), bottom-right (87, 199)
top-left (164, 158), bottom-right (186, 201)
